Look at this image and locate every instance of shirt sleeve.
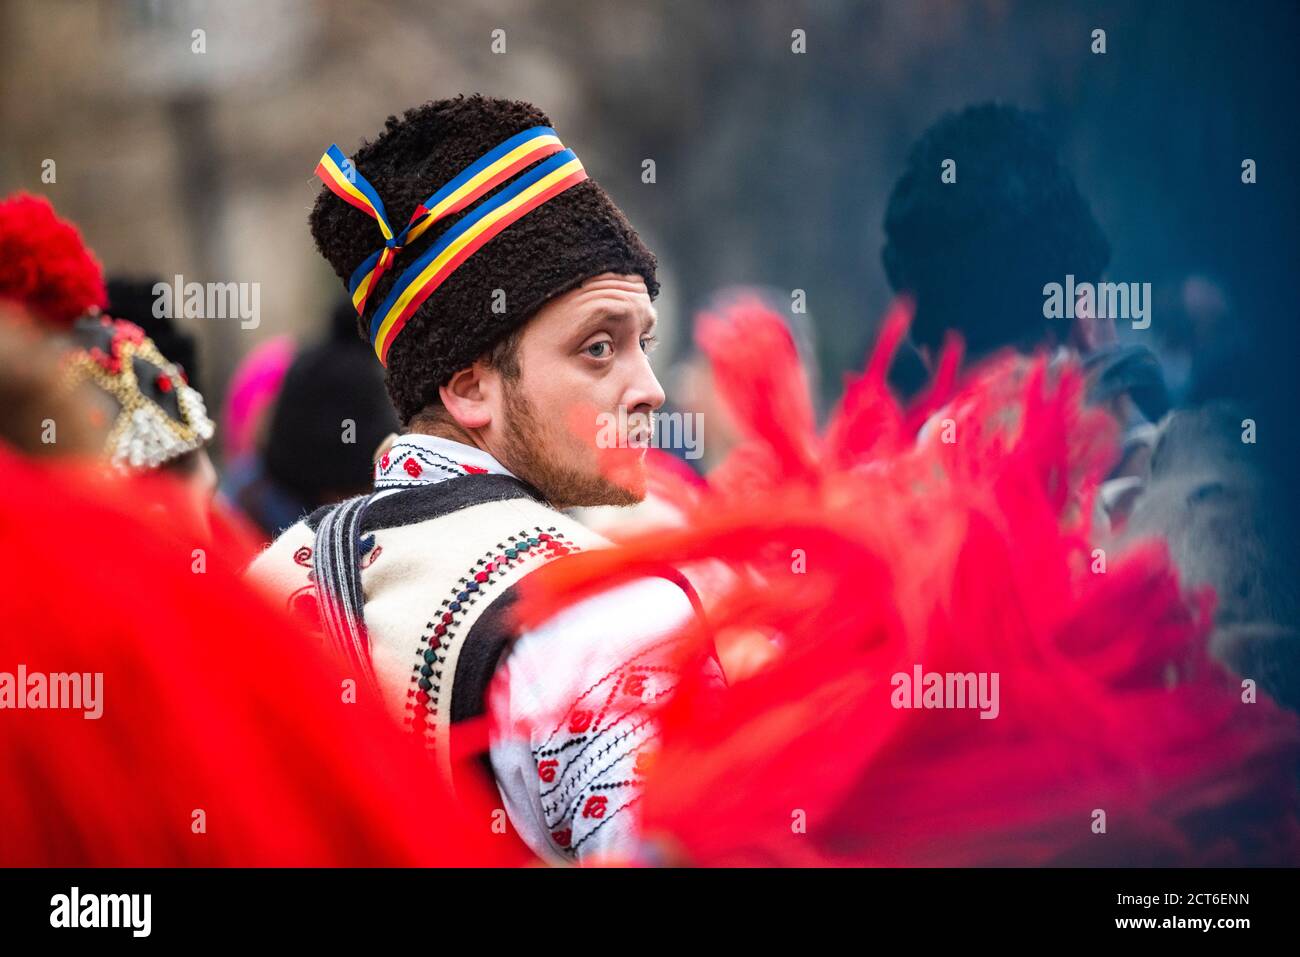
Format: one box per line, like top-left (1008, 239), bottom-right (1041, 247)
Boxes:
top-left (487, 576), bottom-right (700, 866)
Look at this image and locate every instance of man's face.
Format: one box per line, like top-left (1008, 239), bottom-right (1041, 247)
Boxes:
top-left (485, 273), bottom-right (665, 508)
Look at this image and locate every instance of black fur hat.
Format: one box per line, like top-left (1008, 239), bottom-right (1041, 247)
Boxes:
top-left (882, 103), bottom-right (1110, 357)
top-left (310, 95), bottom-right (658, 423)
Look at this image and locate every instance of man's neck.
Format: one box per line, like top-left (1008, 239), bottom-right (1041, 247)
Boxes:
top-left (408, 419), bottom-right (487, 453)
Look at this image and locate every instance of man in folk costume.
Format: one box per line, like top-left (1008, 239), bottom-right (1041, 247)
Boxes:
top-left (247, 96), bottom-right (711, 865)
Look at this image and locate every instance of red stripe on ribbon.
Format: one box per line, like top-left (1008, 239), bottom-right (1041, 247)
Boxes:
top-left (377, 167), bottom-right (588, 364)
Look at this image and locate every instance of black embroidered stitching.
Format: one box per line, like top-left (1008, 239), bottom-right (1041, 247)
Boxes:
top-left (404, 528), bottom-right (581, 740)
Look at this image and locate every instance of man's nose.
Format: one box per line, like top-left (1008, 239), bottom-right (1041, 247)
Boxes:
top-left (624, 350), bottom-right (666, 413)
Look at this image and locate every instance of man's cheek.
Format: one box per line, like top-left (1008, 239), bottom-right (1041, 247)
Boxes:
top-left (562, 400), bottom-right (604, 456)
top-left (561, 402), bottom-right (639, 487)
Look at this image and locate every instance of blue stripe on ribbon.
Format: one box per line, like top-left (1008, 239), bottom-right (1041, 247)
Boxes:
top-left (324, 145), bottom-right (393, 237)
top-left (347, 249), bottom-right (384, 299)
top-left (367, 148), bottom-right (578, 345)
top-left (410, 126), bottom-right (558, 229)
top-left (343, 128), bottom-right (558, 304)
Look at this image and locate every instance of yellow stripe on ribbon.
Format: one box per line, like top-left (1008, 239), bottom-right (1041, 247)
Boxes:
top-left (404, 132), bottom-right (564, 246)
top-left (371, 153), bottom-right (587, 362)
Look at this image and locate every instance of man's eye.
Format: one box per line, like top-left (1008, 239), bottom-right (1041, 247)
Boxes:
top-left (585, 341), bottom-right (612, 359)
top-left (640, 335), bottom-right (658, 354)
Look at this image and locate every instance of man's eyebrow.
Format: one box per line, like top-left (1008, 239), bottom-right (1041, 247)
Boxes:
top-left (575, 307), bottom-right (655, 335)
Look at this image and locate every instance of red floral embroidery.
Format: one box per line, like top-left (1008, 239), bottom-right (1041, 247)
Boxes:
top-left (461, 463), bottom-right (488, 474)
top-left (287, 587), bottom-right (320, 627)
top-left (404, 458), bottom-right (423, 478)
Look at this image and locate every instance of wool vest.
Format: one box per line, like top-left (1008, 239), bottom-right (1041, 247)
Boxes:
top-left (300, 475), bottom-right (589, 778)
top-left (285, 473), bottom-right (700, 789)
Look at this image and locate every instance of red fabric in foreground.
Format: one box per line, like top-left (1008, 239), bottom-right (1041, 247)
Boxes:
top-left (0, 446), bottom-right (529, 867)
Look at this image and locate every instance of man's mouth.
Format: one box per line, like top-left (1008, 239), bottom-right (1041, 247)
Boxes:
top-left (624, 411), bottom-right (655, 449)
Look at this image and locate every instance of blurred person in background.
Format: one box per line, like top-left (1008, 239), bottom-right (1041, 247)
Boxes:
top-left (222, 301), bottom-right (397, 541)
top-left (881, 102), bottom-right (1169, 493)
top-left (880, 105), bottom-right (1296, 712)
top-left (1117, 401), bottom-right (1300, 711)
top-left (0, 194), bottom-right (218, 533)
top-left (106, 275), bottom-right (206, 400)
top-left (0, 303), bottom-right (108, 459)
top-left (1111, 270), bottom-right (1300, 711)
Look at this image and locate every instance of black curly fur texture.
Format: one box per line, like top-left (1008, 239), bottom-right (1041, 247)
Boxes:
top-left (881, 103), bottom-right (1110, 356)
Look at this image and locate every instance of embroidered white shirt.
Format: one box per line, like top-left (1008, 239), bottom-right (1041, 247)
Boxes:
top-left (373, 434), bottom-right (696, 865)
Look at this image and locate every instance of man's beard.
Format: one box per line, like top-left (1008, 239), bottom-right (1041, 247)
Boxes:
top-left (497, 380), bottom-right (645, 509)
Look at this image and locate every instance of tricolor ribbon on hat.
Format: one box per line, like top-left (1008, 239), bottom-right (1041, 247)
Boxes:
top-left (314, 126), bottom-right (588, 364)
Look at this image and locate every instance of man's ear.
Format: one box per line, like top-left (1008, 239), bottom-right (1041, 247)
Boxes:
top-left (439, 362), bottom-right (495, 431)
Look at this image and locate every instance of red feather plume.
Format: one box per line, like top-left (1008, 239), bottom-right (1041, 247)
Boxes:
top-left (512, 297), bottom-right (1300, 866)
top-left (0, 192), bottom-right (107, 326)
